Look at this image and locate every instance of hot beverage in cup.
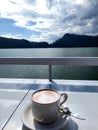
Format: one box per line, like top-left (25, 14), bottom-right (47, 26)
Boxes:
top-left (32, 90), bottom-right (60, 104)
top-left (31, 89), bottom-right (67, 124)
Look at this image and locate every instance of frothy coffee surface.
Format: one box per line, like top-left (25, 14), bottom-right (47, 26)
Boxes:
top-left (32, 90), bottom-right (60, 104)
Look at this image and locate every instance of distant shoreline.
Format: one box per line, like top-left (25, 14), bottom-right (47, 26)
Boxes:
top-left (0, 33), bottom-right (98, 48)
top-left (1, 46), bottom-right (98, 49)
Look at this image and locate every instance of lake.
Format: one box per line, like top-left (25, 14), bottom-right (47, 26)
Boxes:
top-left (0, 47), bottom-right (98, 80)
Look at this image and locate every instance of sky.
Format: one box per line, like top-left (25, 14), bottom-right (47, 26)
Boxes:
top-left (0, 0), bottom-right (98, 43)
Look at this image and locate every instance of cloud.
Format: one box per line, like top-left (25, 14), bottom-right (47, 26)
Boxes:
top-left (1, 33), bottom-right (25, 40)
top-left (0, 0), bottom-right (98, 43)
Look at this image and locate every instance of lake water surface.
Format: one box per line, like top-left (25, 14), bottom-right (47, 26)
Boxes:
top-left (0, 47), bottom-right (98, 80)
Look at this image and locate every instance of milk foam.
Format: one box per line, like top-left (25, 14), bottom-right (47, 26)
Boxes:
top-left (33, 90), bottom-right (59, 104)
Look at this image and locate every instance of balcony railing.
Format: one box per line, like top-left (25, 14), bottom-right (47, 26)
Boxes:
top-left (0, 57), bottom-right (98, 81)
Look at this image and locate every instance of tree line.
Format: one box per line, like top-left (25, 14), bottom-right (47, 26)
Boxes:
top-left (0, 33), bottom-right (98, 48)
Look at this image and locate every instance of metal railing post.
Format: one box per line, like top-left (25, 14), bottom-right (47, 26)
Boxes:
top-left (49, 65), bottom-right (52, 82)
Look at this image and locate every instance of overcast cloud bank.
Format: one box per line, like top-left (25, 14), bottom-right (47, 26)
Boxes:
top-left (0, 0), bottom-right (98, 43)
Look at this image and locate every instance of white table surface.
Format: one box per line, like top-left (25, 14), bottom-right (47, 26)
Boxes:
top-left (0, 79), bottom-right (98, 130)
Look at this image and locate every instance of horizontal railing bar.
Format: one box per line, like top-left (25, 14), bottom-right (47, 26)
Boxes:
top-left (0, 57), bottom-right (98, 66)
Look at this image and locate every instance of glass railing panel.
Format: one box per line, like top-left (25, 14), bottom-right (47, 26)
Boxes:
top-left (52, 65), bottom-right (98, 80)
top-left (0, 65), bottom-right (48, 79)
top-left (0, 64), bottom-right (98, 80)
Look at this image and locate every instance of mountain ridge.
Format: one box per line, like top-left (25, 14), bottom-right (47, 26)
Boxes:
top-left (0, 33), bottom-right (98, 48)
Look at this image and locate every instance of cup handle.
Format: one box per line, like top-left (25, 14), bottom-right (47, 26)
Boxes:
top-left (60, 93), bottom-right (67, 106)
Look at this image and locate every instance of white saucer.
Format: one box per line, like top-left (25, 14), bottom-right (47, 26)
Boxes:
top-left (21, 103), bottom-right (69, 130)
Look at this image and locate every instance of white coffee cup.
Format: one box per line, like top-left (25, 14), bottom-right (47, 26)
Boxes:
top-left (31, 89), bottom-right (68, 124)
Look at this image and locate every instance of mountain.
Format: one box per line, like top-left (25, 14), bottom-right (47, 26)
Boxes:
top-left (0, 37), bottom-right (49, 48)
top-left (0, 33), bottom-right (98, 48)
top-left (50, 33), bottom-right (98, 47)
